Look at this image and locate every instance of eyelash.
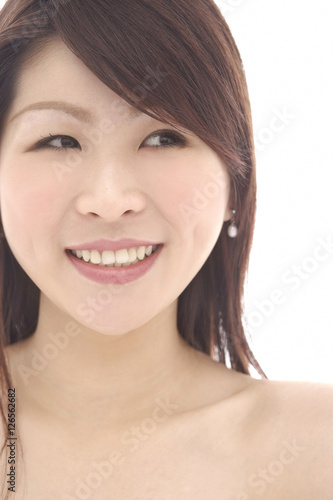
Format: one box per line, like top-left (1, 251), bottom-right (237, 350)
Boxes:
top-left (32, 130), bottom-right (187, 152)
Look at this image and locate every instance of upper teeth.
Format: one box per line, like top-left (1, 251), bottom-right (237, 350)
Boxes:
top-left (71, 245), bottom-right (158, 267)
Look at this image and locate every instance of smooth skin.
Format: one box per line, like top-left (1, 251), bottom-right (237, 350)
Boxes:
top-left (1, 39), bottom-right (332, 499)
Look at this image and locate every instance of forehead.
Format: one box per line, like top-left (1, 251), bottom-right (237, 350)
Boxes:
top-left (7, 38), bottom-right (146, 127)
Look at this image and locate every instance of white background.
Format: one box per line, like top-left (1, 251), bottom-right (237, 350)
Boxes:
top-left (215, 0), bottom-right (333, 383)
top-left (1, 0), bottom-right (332, 383)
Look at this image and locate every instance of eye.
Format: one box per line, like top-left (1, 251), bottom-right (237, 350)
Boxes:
top-left (31, 129), bottom-right (187, 152)
top-left (142, 130), bottom-right (187, 149)
top-left (32, 134), bottom-right (81, 152)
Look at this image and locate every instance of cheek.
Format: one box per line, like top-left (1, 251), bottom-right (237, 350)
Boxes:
top-left (152, 158), bottom-right (230, 238)
top-left (149, 158), bottom-right (230, 285)
top-left (0, 158), bottom-right (64, 250)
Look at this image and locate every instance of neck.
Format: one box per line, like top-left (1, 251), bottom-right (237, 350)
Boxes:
top-left (13, 293), bottom-right (197, 430)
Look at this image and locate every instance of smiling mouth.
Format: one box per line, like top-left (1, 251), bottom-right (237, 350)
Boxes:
top-left (68, 244), bottom-right (160, 268)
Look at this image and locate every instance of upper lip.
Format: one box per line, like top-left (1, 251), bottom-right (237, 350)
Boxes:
top-left (67, 239), bottom-right (162, 252)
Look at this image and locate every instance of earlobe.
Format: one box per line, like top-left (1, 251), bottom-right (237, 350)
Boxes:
top-left (227, 209), bottom-right (238, 238)
top-left (224, 192), bottom-right (238, 238)
top-left (224, 185), bottom-right (236, 222)
top-left (224, 207), bottom-right (233, 222)
top-left (0, 209), bottom-right (5, 240)
top-left (224, 194), bottom-right (235, 222)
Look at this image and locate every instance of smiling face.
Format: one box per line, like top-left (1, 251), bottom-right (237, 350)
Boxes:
top-left (0, 38), bottom-right (231, 336)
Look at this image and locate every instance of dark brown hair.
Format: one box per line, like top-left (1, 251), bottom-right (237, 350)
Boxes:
top-left (0, 0), bottom-right (266, 494)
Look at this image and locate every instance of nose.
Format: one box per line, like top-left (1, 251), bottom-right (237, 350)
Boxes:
top-left (74, 156), bottom-right (147, 221)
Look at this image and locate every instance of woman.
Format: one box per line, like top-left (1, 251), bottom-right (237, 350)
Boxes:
top-left (0, 0), bottom-right (332, 498)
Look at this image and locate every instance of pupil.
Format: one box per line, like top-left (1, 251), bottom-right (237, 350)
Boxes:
top-left (61, 137), bottom-right (74, 147)
top-left (161, 136), bottom-right (173, 145)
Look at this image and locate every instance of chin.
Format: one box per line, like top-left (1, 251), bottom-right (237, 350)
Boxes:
top-left (76, 317), bottom-right (143, 338)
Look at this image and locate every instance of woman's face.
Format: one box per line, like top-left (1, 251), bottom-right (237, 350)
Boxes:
top-left (0, 38), bottom-right (231, 335)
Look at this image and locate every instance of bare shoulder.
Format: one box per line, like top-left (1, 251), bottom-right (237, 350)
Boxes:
top-left (246, 374), bottom-right (333, 410)
top-left (182, 367), bottom-right (333, 499)
top-left (246, 377), bottom-right (333, 498)
top-left (251, 376), bottom-right (333, 433)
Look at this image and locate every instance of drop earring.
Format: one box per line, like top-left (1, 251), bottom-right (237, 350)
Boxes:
top-left (227, 209), bottom-right (238, 238)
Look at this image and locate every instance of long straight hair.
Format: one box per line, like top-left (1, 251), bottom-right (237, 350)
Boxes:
top-left (0, 0), bottom-right (266, 493)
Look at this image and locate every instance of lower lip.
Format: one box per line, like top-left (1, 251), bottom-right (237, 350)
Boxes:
top-left (66, 245), bottom-right (163, 285)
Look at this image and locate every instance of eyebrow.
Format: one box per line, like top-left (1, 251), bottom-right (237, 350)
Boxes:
top-left (9, 100), bottom-right (143, 124)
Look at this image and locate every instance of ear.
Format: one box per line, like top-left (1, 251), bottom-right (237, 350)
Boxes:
top-left (224, 206), bottom-right (233, 222)
top-left (223, 185), bottom-right (235, 222)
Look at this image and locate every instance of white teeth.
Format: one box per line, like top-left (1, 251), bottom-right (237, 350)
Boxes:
top-left (145, 245), bottom-right (153, 256)
top-left (115, 249), bottom-right (129, 264)
top-left (137, 246), bottom-right (146, 260)
top-left (71, 245), bottom-right (159, 267)
top-left (90, 250), bottom-right (101, 264)
top-left (128, 247), bottom-right (137, 263)
top-left (102, 250), bottom-right (115, 265)
top-left (82, 250), bottom-right (90, 262)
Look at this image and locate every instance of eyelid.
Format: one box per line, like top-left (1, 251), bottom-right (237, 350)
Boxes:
top-left (142, 129), bottom-right (187, 147)
top-left (32, 133), bottom-right (80, 151)
top-left (31, 128), bottom-right (188, 152)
